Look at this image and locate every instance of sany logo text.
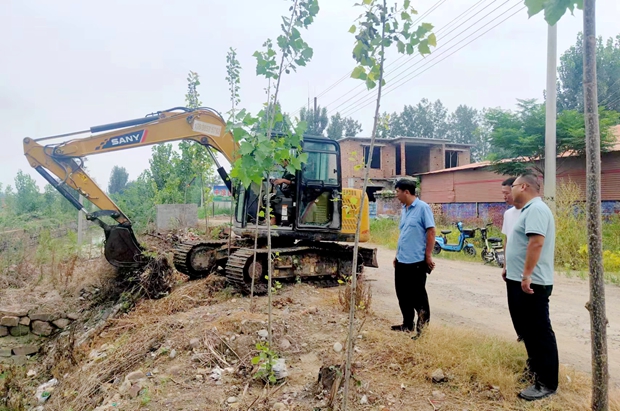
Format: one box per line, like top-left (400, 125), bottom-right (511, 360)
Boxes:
top-left (100, 130), bottom-right (147, 149)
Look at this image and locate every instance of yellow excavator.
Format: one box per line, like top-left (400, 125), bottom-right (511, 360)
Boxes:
top-left (23, 107), bottom-right (378, 294)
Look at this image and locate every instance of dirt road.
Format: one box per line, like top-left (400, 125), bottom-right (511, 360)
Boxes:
top-left (364, 244), bottom-right (620, 387)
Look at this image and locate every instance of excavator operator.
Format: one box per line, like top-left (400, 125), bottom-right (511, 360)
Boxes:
top-left (268, 159), bottom-right (296, 225)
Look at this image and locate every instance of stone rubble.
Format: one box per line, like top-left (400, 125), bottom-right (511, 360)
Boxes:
top-left (0, 306), bottom-right (80, 363)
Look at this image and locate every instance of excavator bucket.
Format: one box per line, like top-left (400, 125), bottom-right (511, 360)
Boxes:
top-left (103, 224), bottom-right (149, 269)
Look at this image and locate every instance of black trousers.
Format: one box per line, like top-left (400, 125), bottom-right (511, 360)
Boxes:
top-left (394, 260), bottom-right (430, 332)
top-left (506, 279), bottom-right (559, 390)
top-left (506, 279), bottom-right (527, 339)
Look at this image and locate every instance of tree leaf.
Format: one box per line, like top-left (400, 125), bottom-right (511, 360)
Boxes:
top-left (524, 0), bottom-right (545, 17)
top-left (351, 65), bottom-right (367, 80)
top-left (544, 0), bottom-right (571, 25)
top-left (349, 24), bottom-right (357, 33)
top-left (397, 40), bottom-right (405, 54)
top-left (404, 0), bottom-right (410, 9)
top-left (401, 11), bottom-right (411, 21)
top-left (418, 40), bottom-right (431, 55)
top-left (420, 22), bottom-right (433, 32)
top-left (363, 0), bottom-right (372, 4)
top-left (427, 33), bottom-right (437, 47)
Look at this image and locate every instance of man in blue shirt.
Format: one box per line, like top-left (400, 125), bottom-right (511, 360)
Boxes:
top-left (391, 178), bottom-right (436, 339)
top-left (506, 173), bottom-right (558, 401)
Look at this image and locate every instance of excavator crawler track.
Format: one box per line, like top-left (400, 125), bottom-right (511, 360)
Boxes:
top-left (225, 248), bottom-right (269, 296)
top-left (224, 243), bottom-right (367, 296)
top-left (173, 240), bottom-right (229, 279)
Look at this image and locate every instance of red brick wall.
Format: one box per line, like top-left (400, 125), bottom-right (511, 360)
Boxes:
top-left (429, 145), bottom-right (444, 172)
top-left (339, 140), bottom-right (397, 188)
top-left (420, 151), bottom-right (620, 203)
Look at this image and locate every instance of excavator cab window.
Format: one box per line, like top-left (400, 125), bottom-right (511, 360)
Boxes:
top-left (296, 139), bottom-right (342, 230)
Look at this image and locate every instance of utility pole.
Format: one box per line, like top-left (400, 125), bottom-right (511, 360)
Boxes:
top-left (544, 23), bottom-right (557, 212)
top-left (314, 96), bottom-right (317, 114)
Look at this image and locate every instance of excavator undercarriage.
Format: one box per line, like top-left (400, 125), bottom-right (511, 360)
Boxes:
top-left (169, 238), bottom-right (378, 295)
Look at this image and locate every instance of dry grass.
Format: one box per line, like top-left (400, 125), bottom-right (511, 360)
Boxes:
top-left (338, 276), bottom-right (373, 313)
top-left (44, 275), bottom-right (231, 411)
top-left (357, 321), bottom-right (620, 411)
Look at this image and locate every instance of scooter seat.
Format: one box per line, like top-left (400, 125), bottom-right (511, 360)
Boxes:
top-left (441, 230), bottom-right (452, 235)
top-left (488, 237), bottom-right (502, 243)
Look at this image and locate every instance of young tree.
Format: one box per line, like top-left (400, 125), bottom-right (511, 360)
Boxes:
top-left (525, 0), bottom-right (609, 408)
top-left (225, 47), bottom-right (242, 256)
top-left (344, 0), bottom-right (435, 407)
top-left (228, 0), bottom-right (318, 366)
top-left (108, 166), bottom-right (129, 195)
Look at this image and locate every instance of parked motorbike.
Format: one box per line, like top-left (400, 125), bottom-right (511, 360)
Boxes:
top-left (476, 223), bottom-right (505, 268)
top-left (432, 221), bottom-right (476, 256)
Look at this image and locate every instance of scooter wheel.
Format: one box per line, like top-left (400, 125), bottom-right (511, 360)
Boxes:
top-left (433, 242), bottom-right (441, 255)
top-left (464, 246), bottom-right (476, 257)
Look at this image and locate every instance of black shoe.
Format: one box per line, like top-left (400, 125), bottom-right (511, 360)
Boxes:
top-left (411, 332), bottom-right (422, 341)
top-left (391, 324), bottom-right (413, 332)
top-left (518, 384), bottom-right (556, 401)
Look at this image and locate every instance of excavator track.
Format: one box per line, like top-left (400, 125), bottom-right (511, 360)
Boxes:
top-left (224, 243), bottom-right (368, 295)
top-left (225, 248), bottom-right (269, 296)
top-left (173, 240), bottom-right (229, 279)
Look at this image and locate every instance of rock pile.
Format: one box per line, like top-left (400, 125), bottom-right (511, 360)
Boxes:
top-left (0, 307), bottom-right (78, 338)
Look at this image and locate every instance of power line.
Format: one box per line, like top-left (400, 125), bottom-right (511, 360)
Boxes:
top-left (339, 3), bottom-right (524, 118)
top-left (333, 0), bottom-right (518, 116)
top-left (290, 0), bottom-right (450, 117)
top-left (321, 0), bottom-right (496, 118)
top-left (323, 0), bottom-right (498, 117)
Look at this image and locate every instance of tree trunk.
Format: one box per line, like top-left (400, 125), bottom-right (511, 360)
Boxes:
top-left (342, 1), bottom-right (387, 409)
top-left (583, 1), bottom-right (609, 409)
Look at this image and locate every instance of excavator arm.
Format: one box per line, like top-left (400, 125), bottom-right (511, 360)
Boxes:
top-left (23, 107), bottom-right (239, 268)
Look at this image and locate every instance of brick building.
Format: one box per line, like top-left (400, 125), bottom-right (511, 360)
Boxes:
top-left (415, 125), bottom-right (620, 224)
top-left (338, 136), bottom-right (472, 200)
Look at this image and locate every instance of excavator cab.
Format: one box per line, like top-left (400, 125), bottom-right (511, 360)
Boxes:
top-left (234, 137), bottom-right (343, 237)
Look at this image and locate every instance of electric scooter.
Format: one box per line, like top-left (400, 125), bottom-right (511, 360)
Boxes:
top-left (477, 223), bottom-right (505, 267)
top-left (432, 221), bottom-right (476, 256)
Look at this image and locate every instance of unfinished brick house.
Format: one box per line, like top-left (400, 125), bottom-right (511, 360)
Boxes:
top-left (338, 136), bottom-right (473, 200)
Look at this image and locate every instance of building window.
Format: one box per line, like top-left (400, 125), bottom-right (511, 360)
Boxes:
top-left (363, 146), bottom-right (381, 169)
top-left (445, 151), bottom-right (458, 168)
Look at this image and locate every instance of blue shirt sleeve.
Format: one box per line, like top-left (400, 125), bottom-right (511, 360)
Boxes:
top-left (524, 206), bottom-right (549, 237)
top-left (422, 204), bottom-right (436, 229)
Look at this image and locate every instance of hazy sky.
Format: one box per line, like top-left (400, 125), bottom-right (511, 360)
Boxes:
top-left (1, 0), bottom-right (619, 191)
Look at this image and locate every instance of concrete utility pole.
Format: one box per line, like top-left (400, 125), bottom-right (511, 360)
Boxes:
top-left (545, 23), bottom-right (558, 212)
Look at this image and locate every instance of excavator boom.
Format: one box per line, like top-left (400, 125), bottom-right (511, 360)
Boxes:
top-left (23, 108), bottom-right (238, 268)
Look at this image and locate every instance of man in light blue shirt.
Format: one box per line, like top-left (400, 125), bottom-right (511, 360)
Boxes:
top-left (506, 173), bottom-right (558, 401)
top-left (391, 178), bottom-right (436, 339)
